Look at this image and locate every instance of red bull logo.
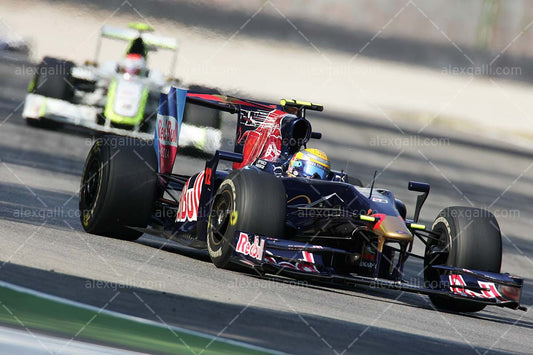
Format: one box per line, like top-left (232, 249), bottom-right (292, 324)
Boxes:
top-left (236, 233), bottom-right (265, 261)
top-left (176, 171), bottom-right (204, 222)
top-left (157, 114), bottom-right (178, 146)
top-left (156, 113), bottom-right (178, 175)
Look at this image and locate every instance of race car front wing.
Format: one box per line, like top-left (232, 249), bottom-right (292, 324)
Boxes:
top-left (232, 231), bottom-right (526, 311)
top-left (22, 93), bottom-right (221, 154)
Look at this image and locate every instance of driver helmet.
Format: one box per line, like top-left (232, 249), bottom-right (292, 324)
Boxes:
top-left (118, 53), bottom-right (147, 76)
top-left (287, 148), bottom-right (331, 179)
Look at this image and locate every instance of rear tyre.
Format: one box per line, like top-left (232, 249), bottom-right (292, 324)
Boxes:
top-left (207, 169), bottom-right (286, 268)
top-left (183, 85), bottom-right (222, 129)
top-left (79, 136), bottom-right (159, 241)
top-left (424, 206), bottom-right (502, 312)
top-left (32, 57), bottom-right (75, 101)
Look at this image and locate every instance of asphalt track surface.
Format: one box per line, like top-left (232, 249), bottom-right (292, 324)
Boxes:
top-left (0, 55), bottom-right (532, 354)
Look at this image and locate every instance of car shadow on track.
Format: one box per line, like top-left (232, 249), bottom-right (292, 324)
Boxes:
top-left (136, 234), bottom-right (432, 309)
top-left (0, 261), bottom-right (525, 355)
top-left (247, 273), bottom-right (437, 311)
top-left (135, 234), bottom-right (211, 263)
top-left (134, 233), bottom-right (531, 320)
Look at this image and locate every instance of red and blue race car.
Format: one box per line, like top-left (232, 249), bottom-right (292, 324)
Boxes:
top-left (79, 87), bottom-right (525, 313)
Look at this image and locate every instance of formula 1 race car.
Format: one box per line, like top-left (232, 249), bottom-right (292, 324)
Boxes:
top-left (79, 87), bottom-right (525, 313)
top-left (22, 23), bottom-right (221, 154)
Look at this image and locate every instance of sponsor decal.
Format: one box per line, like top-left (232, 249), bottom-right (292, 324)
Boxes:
top-left (234, 110), bottom-right (284, 169)
top-left (286, 245), bottom-right (323, 250)
top-left (155, 113), bottom-right (179, 175)
top-left (372, 196), bottom-right (388, 203)
top-left (448, 274), bottom-right (505, 300)
top-left (114, 79), bottom-right (143, 117)
top-left (362, 247), bottom-right (376, 262)
top-left (157, 114), bottom-right (178, 146)
top-left (302, 251), bottom-right (315, 264)
top-left (154, 87), bottom-right (186, 175)
top-left (254, 159), bottom-right (267, 170)
top-left (360, 245), bottom-right (376, 269)
top-left (359, 261), bottom-right (375, 268)
top-left (264, 255), bottom-right (319, 274)
top-left (263, 142), bottom-right (281, 161)
top-left (176, 171), bottom-right (204, 222)
top-left (235, 232), bottom-right (265, 261)
top-left (230, 211), bottom-right (238, 226)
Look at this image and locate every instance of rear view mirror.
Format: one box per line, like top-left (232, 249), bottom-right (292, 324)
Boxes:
top-left (408, 181), bottom-right (430, 194)
top-left (408, 181), bottom-right (430, 222)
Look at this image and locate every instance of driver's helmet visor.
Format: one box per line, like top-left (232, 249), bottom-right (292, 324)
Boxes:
top-left (120, 55), bottom-right (146, 76)
top-left (293, 159), bottom-right (329, 179)
top-left (121, 67), bottom-right (141, 76)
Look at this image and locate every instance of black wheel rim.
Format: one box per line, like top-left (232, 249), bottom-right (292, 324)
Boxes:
top-left (209, 190), bottom-right (232, 245)
top-left (81, 155), bottom-right (101, 210)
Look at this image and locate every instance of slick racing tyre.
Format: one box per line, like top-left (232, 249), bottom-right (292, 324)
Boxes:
top-left (424, 206), bottom-right (502, 312)
top-left (207, 169), bottom-right (286, 268)
top-left (32, 57), bottom-right (75, 101)
top-left (183, 85), bottom-right (222, 129)
top-left (79, 136), bottom-right (159, 241)
top-left (25, 57), bottom-right (75, 129)
top-left (24, 117), bottom-right (62, 129)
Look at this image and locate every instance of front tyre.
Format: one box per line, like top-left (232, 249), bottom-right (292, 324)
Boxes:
top-left (424, 206), bottom-right (502, 312)
top-left (207, 169), bottom-right (286, 268)
top-left (79, 136), bottom-right (159, 241)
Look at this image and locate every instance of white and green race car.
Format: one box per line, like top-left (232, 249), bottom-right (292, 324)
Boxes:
top-left (22, 22), bottom-right (221, 154)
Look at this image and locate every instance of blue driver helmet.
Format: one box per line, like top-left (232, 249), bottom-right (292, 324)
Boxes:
top-left (287, 148), bottom-right (331, 179)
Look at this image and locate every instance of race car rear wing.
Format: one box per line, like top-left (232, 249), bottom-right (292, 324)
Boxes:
top-left (93, 23), bottom-right (178, 76)
top-left (100, 25), bottom-right (178, 50)
top-left (280, 99), bottom-right (323, 118)
top-left (155, 87), bottom-right (324, 175)
top-left (185, 94), bottom-right (325, 118)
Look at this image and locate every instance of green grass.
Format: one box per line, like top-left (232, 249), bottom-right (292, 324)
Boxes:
top-left (0, 283), bottom-right (274, 354)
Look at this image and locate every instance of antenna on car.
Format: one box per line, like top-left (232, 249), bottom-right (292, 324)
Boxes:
top-left (369, 170), bottom-right (377, 198)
